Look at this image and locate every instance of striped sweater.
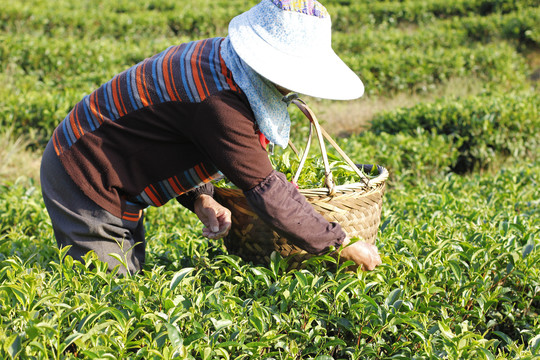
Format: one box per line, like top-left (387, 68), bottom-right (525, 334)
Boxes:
top-left (51, 37), bottom-right (345, 254)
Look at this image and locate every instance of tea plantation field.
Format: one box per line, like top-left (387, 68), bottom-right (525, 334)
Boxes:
top-left (0, 0), bottom-right (539, 359)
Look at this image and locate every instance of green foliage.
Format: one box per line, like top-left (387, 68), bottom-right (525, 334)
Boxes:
top-left (335, 7), bottom-right (539, 95)
top-left (0, 162), bottom-right (538, 359)
top-left (1, 0), bottom-right (539, 358)
top-left (335, 129), bottom-right (461, 186)
top-left (342, 40), bottom-right (529, 96)
top-left (329, 0), bottom-right (538, 30)
top-left (0, 0), bottom-right (257, 40)
top-left (0, 179), bottom-right (55, 265)
top-left (451, 7), bottom-right (540, 48)
top-left (1, 0), bottom-right (537, 142)
top-left (371, 92), bottom-right (540, 172)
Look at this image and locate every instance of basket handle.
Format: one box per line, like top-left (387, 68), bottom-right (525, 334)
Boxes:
top-left (290, 99), bottom-right (371, 191)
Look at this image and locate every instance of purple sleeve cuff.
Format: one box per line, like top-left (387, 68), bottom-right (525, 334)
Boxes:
top-left (244, 170), bottom-right (345, 254)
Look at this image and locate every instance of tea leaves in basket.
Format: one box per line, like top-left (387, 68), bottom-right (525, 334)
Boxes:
top-left (271, 151), bottom-right (380, 189)
top-left (215, 150), bottom-right (379, 190)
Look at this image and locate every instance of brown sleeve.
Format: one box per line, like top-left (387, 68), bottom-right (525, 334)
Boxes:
top-left (190, 91), bottom-right (345, 254)
top-left (245, 171), bottom-right (346, 254)
top-left (188, 90), bottom-right (274, 190)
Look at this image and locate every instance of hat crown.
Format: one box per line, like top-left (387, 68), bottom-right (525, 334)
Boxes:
top-left (270, 0), bottom-right (330, 18)
top-left (245, 0), bottom-right (331, 55)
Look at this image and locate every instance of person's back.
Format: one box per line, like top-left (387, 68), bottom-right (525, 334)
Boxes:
top-left (52, 38), bottom-right (242, 217)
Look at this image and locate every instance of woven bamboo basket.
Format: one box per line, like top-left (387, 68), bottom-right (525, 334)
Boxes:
top-left (214, 99), bottom-right (388, 268)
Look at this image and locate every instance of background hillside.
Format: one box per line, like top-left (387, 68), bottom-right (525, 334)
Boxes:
top-left (0, 0), bottom-right (538, 359)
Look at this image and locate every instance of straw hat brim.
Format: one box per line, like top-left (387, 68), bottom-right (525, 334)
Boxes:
top-left (228, 9), bottom-right (364, 100)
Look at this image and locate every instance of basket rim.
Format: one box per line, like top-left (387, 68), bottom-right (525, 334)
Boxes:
top-left (215, 165), bottom-right (389, 196)
top-left (299, 165), bottom-right (387, 193)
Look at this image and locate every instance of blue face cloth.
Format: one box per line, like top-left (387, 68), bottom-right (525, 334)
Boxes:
top-left (220, 37), bottom-right (291, 149)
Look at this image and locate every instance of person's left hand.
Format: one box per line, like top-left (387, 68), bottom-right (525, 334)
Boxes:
top-left (193, 194), bottom-right (232, 239)
top-left (339, 237), bottom-right (382, 271)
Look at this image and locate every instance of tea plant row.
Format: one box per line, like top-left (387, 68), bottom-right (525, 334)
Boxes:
top-left (370, 91), bottom-right (539, 173)
top-left (0, 158), bottom-right (538, 359)
top-left (2, 0), bottom-right (536, 38)
top-left (2, 6), bottom-right (537, 140)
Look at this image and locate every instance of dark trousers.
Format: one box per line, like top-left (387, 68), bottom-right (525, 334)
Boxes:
top-left (40, 140), bottom-right (145, 275)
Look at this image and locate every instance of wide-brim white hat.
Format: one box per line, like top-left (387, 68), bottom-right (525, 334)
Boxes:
top-left (228, 0), bottom-right (364, 100)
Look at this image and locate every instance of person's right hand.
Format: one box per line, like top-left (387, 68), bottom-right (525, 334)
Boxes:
top-left (339, 237), bottom-right (382, 271)
top-left (193, 194), bottom-right (232, 240)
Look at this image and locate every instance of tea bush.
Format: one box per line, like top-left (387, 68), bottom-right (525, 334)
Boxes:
top-left (0, 0), bottom-right (254, 40)
top-left (329, 0), bottom-right (538, 31)
top-left (334, 8), bottom-right (540, 61)
top-left (1, 0), bottom-right (537, 143)
top-left (1, 0), bottom-right (539, 358)
top-left (343, 41), bottom-right (529, 96)
top-left (0, 161), bottom-right (538, 359)
top-left (4, 0), bottom-right (534, 40)
top-left (371, 91), bottom-right (540, 173)
top-left (451, 7), bottom-right (540, 48)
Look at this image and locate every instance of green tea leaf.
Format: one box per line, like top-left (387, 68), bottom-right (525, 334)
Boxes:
top-left (249, 316), bottom-right (264, 335)
top-left (165, 323), bottom-right (183, 348)
top-left (212, 318), bottom-right (233, 332)
top-left (170, 267), bottom-right (195, 291)
top-left (530, 334), bottom-right (540, 354)
top-left (493, 331), bottom-right (512, 345)
top-left (335, 278), bottom-right (358, 301)
top-left (522, 243), bottom-right (534, 259)
top-left (385, 288), bottom-right (402, 308)
top-left (438, 321), bottom-right (455, 339)
top-left (5, 334), bottom-right (21, 359)
top-left (478, 347), bottom-right (496, 360)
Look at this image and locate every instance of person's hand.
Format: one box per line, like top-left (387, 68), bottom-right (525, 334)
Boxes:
top-left (193, 194), bottom-right (232, 239)
top-left (339, 237), bottom-right (382, 271)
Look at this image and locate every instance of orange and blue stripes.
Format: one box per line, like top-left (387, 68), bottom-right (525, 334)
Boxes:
top-left (121, 209), bottom-right (144, 222)
top-left (52, 38), bottom-right (239, 156)
top-left (132, 163), bottom-right (222, 208)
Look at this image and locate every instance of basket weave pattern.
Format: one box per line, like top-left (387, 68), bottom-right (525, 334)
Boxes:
top-left (214, 181), bottom-right (385, 267)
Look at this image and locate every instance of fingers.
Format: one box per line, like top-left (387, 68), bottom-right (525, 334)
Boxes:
top-left (361, 244), bottom-right (381, 270)
top-left (341, 241), bottom-right (382, 271)
top-left (363, 244), bottom-right (382, 270)
top-left (194, 195), bottom-right (233, 239)
top-left (202, 224), bottom-right (230, 239)
top-left (205, 208), bottom-right (220, 233)
top-left (201, 208), bottom-right (231, 239)
top-left (209, 208), bottom-right (231, 239)
top-left (369, 244), bottom-right (382, 264)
